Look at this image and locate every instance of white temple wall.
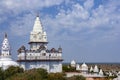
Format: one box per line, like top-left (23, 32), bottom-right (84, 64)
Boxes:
top-left (20, 61), bottom-right (62, 73)
top-left (49, 61), bottom-right (62, 73)
top-left (20, 62), bottom-right (26, 70)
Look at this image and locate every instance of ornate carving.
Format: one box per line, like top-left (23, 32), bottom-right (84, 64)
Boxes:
top-left (39, 44), bottom-right (46, 50)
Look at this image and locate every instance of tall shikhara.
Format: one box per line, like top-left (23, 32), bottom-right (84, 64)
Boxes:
top-left (17, 15), bottom-right (63, 73)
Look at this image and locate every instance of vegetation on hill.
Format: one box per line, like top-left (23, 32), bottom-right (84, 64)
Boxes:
top-left (0, 66), bottom-right (86, 80)
top-left (67, 75), bottom-right (86, 80)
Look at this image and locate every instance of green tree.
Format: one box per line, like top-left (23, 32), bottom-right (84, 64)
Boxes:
top-left (48, 73), bottom-right (66, 80)
top-left (67, 75), bottom-right (86, 80)
top-left (62, 65), bottom-right (76, 72)
top-left (36, 68), bottom-right (48, 79)
top-left (8, 69), bottom-right (41, 80)
top-left (4, 66), bottom-right (24, 79)
top-left (0, 67), bottom-right (4, 80)
top-left (6, 68), bottom-right (48, 80)
top-left (6, 73), bottom-right (27, 80)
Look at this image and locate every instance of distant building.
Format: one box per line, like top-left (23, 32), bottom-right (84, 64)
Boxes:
top-left (113, 71), bottom-right (120, 80)
top-left (0, 33), bottom-right (19, 70)
top-left (67, 63), bottom-right (105, 79)
top-left (76, 64), bottom-right (80, 70)
top-left (71, 60), bottom-right (76, 67)
top-left (99, 69), bottom-right (104, 75)
top-left (75, 63), bottom-right (89, 72)
top-left (73, 62), bottom-right (105, 78)
top-left (93, 65), bottom-right (99, 73)
top-left (90, 66), bottom-right (93, 72)
top-left (80, 63), bottom-right (88, 74)
top-left (17, 15), bottom-right (63, 73)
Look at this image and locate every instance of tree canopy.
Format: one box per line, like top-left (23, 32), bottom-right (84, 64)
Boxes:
top-left (0, 66), bottom-right (86, 80)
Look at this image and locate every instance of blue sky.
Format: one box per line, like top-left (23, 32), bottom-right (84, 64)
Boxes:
top-left (0, 0), bottom-right (120, 63)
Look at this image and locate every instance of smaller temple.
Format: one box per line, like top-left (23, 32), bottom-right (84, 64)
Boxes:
top-left (68, 62), bottom-right (105, 79)
top-left (90, 66), bottom-right (93, 72)
top-left (113, 71), bottom-right (120, 80)
top-left (76, 64), bottom-right (80, 70)
top-left (93, 65), bottom-right (99, 73)
top-left (80, 63), bottom-right (88, 74)
top-left (71, 60), bottom-right (76, 67)
top-left (99, 69), bottom-right (103, 75)
top-left (0, 33), bottom-right (19, 70)
top-left (73, 62), bottom-right (105, 77)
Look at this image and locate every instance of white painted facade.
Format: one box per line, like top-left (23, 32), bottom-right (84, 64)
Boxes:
top-left (17, 15), bottom-right (63, 73)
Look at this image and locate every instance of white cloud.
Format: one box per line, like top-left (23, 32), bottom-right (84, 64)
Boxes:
top-left (0, 0), bottom-right (65, 35)
top-left (10, 13), bottom-right (34, 36)
top-left (42, 0), bottom-right (120, 42)
top-left (84, 0), bottom-right (94, 10)
top-left (0, 0), bottom-right (119, 43)
top-left (0, 0), bottom-right (65, 25)
top-left (0, 0), bottom-right (64, 13)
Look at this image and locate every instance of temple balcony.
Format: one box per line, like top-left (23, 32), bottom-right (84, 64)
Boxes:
top-left (17, 55), bottom-right (62, 60)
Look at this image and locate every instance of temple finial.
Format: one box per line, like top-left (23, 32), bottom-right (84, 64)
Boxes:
top-left (5, 33), bottom-right (7, 38)
top-left (36, 12), bottom-right (39, 17)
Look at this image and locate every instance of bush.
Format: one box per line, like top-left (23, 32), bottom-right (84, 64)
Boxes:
top-left (4, 66), bottom-right (24, 79)
top-left (67, 75), bottom-right (86, 80)
top-left (7, 68), bottom-right (48, 80)
top-left (48, 73), bottom-right (66, 80)
top-left (62, 65), bottom-right (76, 72)
top-left (36, 68), bottom-right (48, 79)
top-left (0, 67), bottom-right (4, 80)
top-left (0, 66), bottom-right (86, 80)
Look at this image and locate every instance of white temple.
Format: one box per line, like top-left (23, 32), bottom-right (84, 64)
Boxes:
top-left (99, 69), bottom-right (103, 75)
top-left (17, 15), bottom-right (63, 73)
top-left (113, 71), bottom-right (120, 80)
top-left (71, 60), bottom-right (76, 67)
top-left (74, 62), bottom-right (105, 78)
top-left (76, 64), bottom-right (80, 70)
top-left (94, 65), bottom-right (99, 73)
top-left (80, 63), bottom-right (88, 73)
top-left (0, 33), bottom-right (19, 70)
top-left (90, 66), bottom-right (93, 72)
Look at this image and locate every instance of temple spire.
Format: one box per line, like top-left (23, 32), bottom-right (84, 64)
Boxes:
top-left (36, 12), bottom-right (39, 17)
top-left (33, 14), bottom-right (43, 32)
top-left (5, 33), bottom-right (7, 38)
top-left (1, 33), bottom-right (11, 57)
top-left (29, 14), bottom-right (48, 50)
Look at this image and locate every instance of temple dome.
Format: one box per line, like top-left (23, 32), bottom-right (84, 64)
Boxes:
top-left (80, 63), bottom-right (88, 71)
top-left (71, 60), bottom-right (76, 67)
top-left (71, 60), bottom-right (76, 64)
top-left (0, 58), bottom-right (19, 70)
